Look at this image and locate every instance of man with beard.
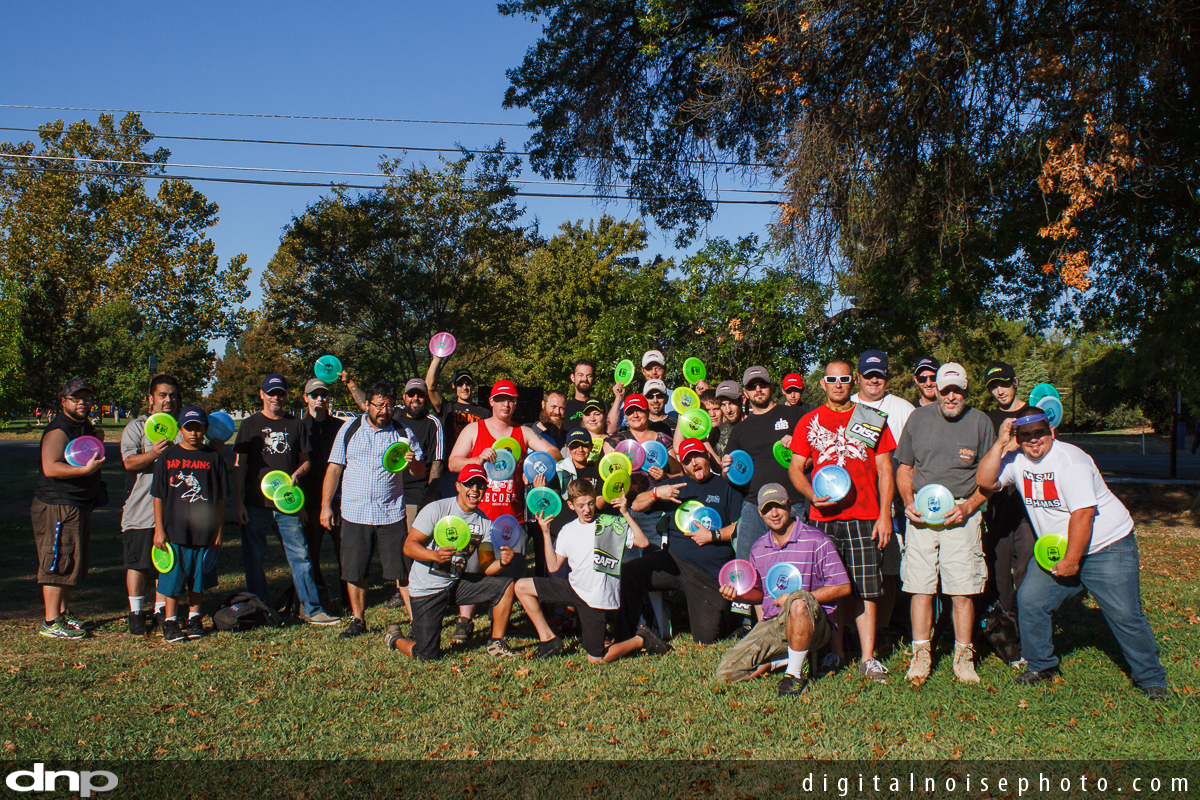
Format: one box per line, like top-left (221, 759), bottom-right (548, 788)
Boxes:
top-left (564, 359), bottom-right (621, 434)
top-left (532, 390), bottom-right (568, 450)
top-left (895, 363), bottom-right (995, 685)
top-left (642, 379), bottom-right (677, 436)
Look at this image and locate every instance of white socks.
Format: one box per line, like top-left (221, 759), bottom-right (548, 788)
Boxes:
top-left (786, 648), bottom-right (809, 678)
top-left (129, 596), bottom-right (143, 613)
top-left (189, 611), bottom-right (201, 620)
top-left (155, 600), bottom-right (166, 615)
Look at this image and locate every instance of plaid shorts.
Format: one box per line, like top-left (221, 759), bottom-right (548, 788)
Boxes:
top-left (813, 519), bottom-right (883, 599)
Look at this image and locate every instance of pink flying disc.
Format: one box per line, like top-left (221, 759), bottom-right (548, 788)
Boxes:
top-left (615, 439), bottom-right (646, 471)
top-left (64, 436), bottom-right (104, 467)
top-left (429, 332), bottom-right (457, 358)
top-left (719, 559), bottom-right (758, 595)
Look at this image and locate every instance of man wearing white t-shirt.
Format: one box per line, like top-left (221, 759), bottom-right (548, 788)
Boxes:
top-left (978, 411), bottom-right (1167, 699)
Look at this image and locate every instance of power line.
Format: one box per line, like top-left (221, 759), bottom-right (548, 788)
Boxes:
top-left (0, 104), bottom-right (528, 127)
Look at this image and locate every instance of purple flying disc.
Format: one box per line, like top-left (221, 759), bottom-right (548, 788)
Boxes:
top-left (429, 332), bottom-right (457, 358)
top-left (64, 436), bottom-right (104, 467)
top-left (615, 439), bottom-right (646, 471)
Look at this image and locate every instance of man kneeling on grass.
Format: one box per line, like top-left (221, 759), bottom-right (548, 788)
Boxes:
top-left (385, 465), bottom-right (520, 660)
top-left (514, 480), bottom-right (671, 663)
top-left (715, 484), bottom-right (851, 697)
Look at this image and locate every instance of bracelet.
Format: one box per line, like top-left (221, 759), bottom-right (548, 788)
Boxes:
top-left (651, 487), bottom-right (658, 499)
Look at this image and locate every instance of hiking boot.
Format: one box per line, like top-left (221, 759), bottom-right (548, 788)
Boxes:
top-left (906, 641), bottom-right (932, 683)
top-left (817, 652), bottom-right (842, 677)
top-left (1143, 685), bottom-right (1168, 701)
top-left (1014, 667), bottom-right (1058, 686)
top-left (637, 625), bottom-right (672, 656)
top-left (186, 616), bottom-right (205, 640)
top-left (535, 636), bottom-right (565, 658)
top-left (302, 610), bottom-right (342, 626)
top-left (486, 637), bottom-right (520, 658)
top-left (953, 642), bottom-right (980, 684)
top-left (128, 612), bottom-right (147, 636)
top-left (39, 617), bottom-right (86, 640)
top-left (60, 610), bottom-right (94, 631)
top-left (777, 672), bottom-right (810, 697)
top-left (451, 616), bottom-right (472, 644)
top-left (860, 658), bottom-right (889, 684)
top-left (382, 591), bottom-right (406, 610)
top-left (162, 619), bottom-right (187, 643)
top-left (340, 617), bottom-right (367, 639)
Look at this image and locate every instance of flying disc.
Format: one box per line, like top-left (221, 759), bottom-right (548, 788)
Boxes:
top-left (314, 355), bottom-right (342, 383)
top-left (145, 412), bottom-right (178, 444)
top-left (615, 438), bottom-right (646, 470)
top-left (1028, 382), bottom-right (1062, 407)
top-left (812, 464), bottom-right (853, 503)
top-left (1012, 410), bottom-right (1049, 428)
top-left (678, 407), bottom-right (712, 439)
top-left (674, 500), bottom-right (704, 533)
top-left (682, 357), bottom-right (706, 385)
top-left (642, 440), bottom-right (669, 471)
top-left (1037, 396), bottom-right (1064, 429)
top-left (207, 411), bottom-right (235, 442)
top-left (151, 542), bottom-right (176, 574)
top-left (915, 483), bottom-right (955, 525)
top-left (602, 470), bottom-right (632, 502)
top-left (485, 448), bottom-right (518, 482)
top-left (719, 559), bottom-right (758, 595)
top-left (763, 561), bottom-right (803, 599)
top-left (523, 451), bottom-right (557, 483)
top-left (526, 486), bottom-right (563, 519)
top-left (202, 546), bottom-right (219, 574)
top-left (1034, 533), bottom-right (1070, 572)
top-left (492, 436), bottom-right (522, 462)
top-left (598, 451), bottom-right (633, 481)
top-left (382, 439), bottom-right (411, 472)
top-left (260, 470), bottom-right (292, 500)
top-left (671, 386), bottom-right (700, 413)
top-left (429, 332), bottom-right (457, 359)
top-left (433, 516), bottom-right (472, 551)
top-left (614, 359), bottom-right (635, 386)
top-left (490, 514), bottom-right (521, 548)
top-left (772, 441), bottom-right (793, 468)
top-left (690, 506), bottom-right (722, 532)
top-left (64, 435), bottom-right (104, 467)
top-left (725, 449), bottom-right (754, 486)
top-left (272, 484), bottom-right (305, 514)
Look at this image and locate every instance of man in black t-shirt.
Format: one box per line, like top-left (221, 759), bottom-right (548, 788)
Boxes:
top-left (562, 359), bottom-right (597, 425)
top-left (532, 390), bottom-right (567, 450)
top-left (642, 379), bottom-right (677, 436)
top-left (423, 364), bottom-right (490, 499)
top-left (619, 438), bottom-right (743, 644)
top-left (232, 374), bottom-right (339, 626)
top-left (300, 378), bottom-right (347, 611)
top-left (394, 378), bottom-right (445, 518)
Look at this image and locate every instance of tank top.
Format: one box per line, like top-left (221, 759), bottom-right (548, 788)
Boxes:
top-left (469, 420), bottom-right (526, 522)
top-left (35, 412), bottom-right (101, 507)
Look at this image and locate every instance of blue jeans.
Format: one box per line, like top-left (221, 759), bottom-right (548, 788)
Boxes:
top-left (243, 505), bottom-right (324, 617)
top-left (1017, 533), bottom-right (1166, 688)
top-left (735, 499), bottom-right (808, 562)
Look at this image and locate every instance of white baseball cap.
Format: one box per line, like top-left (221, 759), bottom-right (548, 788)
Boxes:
top-left (935, 363), bottom-right (969, 391)
top-left (643, 379), bottom-right (668, 396)
top-left (642, 350), bottom-right (665, 368)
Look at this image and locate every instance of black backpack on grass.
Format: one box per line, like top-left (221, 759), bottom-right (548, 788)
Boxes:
top-left (213, 591), bottom-right (284, 632)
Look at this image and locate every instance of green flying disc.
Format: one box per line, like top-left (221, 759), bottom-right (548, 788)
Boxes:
top-left (260, 470), bottom-right (292, 500)
top-left (273, 484), bottom-right (305, 515)
top-left (773, 440), bottom-right (793, 468)
top-left (151, 542), bottom-right (176, 574)
top-left (678, 407), bottom-right (713, 440)
top-left (589, 436), bottom-right (605, 462)
top-left (526, 486), bottom-right (563, 519)
top-left (682, 357), bottom-right (706, 385)
top-left (598, 451), bottom-right (633, 481)
top-left (314, 355), bottom-right (342, 383)
top-left (493, 436), bottom-right (522, 462)
top-left (1034, 533), bottom-right (1069, 572)
top-left (145, 412), bottom-right (178, 444)
top-left (674, 500), bottom-right (704, 533)
top-left (433, 516), bottom-right (472, 551)
top-left (614, 359), bottom-right (635, 386)
top-left (602, 470), bottom-right (632, 503)
top-left (671, 386), bottom-right (700, 413)
top-left (382, 440), bottom-right (411, 473)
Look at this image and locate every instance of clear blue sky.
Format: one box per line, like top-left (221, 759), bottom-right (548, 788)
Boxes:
top-left (1, 1), bottom-right (777, 316)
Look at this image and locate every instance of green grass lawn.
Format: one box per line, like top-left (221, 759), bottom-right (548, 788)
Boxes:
top-left (1, 444), bottom-right (1198, 762)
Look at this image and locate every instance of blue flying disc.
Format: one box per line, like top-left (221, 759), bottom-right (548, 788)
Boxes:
top-left (314, 355), bottom-right (342, 383)
top-left (1028, 382), bottom-right (1062, 407)
top-left (691, 506), bottom-right (722, 532)
top-left (485, 448), bottom-right (517, 482)
top-left (763, 561), bottom-right (803, 599)
top-left (523, 451), bottom-right (557, 483)
top-left (812, 464), bottom-right (852, 503)
top-left (725, 450), bottom-right (754, 486)
top-left (202, 546), bottom-right (219, 574)
top-left (490, 514), bottom-right (521, 548)
top-left (915, 483), bottom-right (955, 525)
top-left (642, 440), bottom-right (669, 471)
top-left (1012, 410), bottom-right (1049, 428)
top-left (207, 411), bottom-right (235, 442)
top-left (1037, 396), bottom-right (1064, 429)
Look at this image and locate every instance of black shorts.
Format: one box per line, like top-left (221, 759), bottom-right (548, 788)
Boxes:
top-left (120, 527), bottom-right (155, 570)
top-left (409, 575), bottom-right (513, 660)
top-left (531, 577), bottom-right (608, 658)
top-left (340, 518), bottom-right (409, 583)
top-left (813, 519), bottom-right (883, 599)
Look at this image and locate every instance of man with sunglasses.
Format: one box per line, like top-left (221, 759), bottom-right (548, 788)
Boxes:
top-left (642, 379), bottom-right (677, 436)
top-left (977, 412), bottom-right (1167, 699)
top-left (233, 374), bottom-right (340, 626)
top-left (913, 357), bottom-right (940, 407)
top-left (299, 378), bottom-right (349, 614)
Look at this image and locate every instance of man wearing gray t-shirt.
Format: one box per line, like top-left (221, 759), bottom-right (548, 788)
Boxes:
top-left (895, 362), bottom-right (995, 685)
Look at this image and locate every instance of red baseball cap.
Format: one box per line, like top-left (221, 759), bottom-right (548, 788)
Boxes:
top-left (623, 394), bottom-right (649, 413)
top-left (677, 438), bottom-right (707, 462)
top-left (782, 373), bottom-right (804, 391)
top-left (458, 464), bottom-right (487, 484)
top-left (490, 380), bottom-right (518, 400)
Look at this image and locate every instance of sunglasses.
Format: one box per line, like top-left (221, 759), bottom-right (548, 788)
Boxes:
top-left (645, 393), bottom-right (666, 399)
top-left (266, 390), bottom-right (287, 398)
top-left (915, 375), bottom-right (937, 384)
top-left (822, 375), bottom-right (853, 384)
top-left (308, 392), bottom-right (329, 399)
top-left (405, 390), bottom-right (426, 398)
top-left (461, 479), bottom-right (488, 490)
top-left (746, 382), bottom-right (771, 391)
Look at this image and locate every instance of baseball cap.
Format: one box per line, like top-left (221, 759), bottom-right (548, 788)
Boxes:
top-left (715, 380), bottom-right (741, 400)
top-left (677, 438), bottom-right (707, 462)
top-left (623, 394), bottom-right (649, 413)
top-left (61, 377), bottom-right (93, 397)
top-left (261, 374), bottom-right (288, 394)
top-left (582, 397), bottom-right (607, 415)
top-left (642, 350), bottom-right (665, 368)
top-left (782, 373), bottom-right (804, 391)
top-left (304, 378), bottom-right (329, 395)
top-left (490, 380), bottom-right (518, 400)
top-left (742, 366), bottom-right (771, 386)
top-left (565, 427), bottom-right (592, 448)
top-left (857, 349), bottom-right (888, 376)
top-left (404, 378), bottom-right (428, 395)
top-left (984, 361), bottom-right (1017, 387)
top-left (936, 363), bottom-right (969, 391)
top-left (458, 464), bottom-right (487, 484)
top-left (179, 406), bottom-right (208, 428)
top-left (643, 379), bottom-right (668, 397)
top-left (914, 357), bottom-right (940, 377)
top-left (451, 369), bottom-right (475, 386)
top-left (757, 483), bottom-right (790, 511)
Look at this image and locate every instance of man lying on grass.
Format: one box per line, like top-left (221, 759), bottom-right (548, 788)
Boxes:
top-left (514, 479), bottom-right (671, 663)
top-left (715, 483), bottom-right (851, 697)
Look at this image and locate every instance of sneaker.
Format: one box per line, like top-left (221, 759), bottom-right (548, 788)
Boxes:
top-left (535, 636), bottom-right (565, 659)
top-left (340, 617), bottom-right (367, 639)
top-left (636, 625), bottom-right (673, 656)
top-left (385, 622), bottom-right (407, 639)
top-left (384, 627), bottom-right (406, 651)
top-left (817, 652), bottom-right (843, 677)
top-left (186, 616), bottom-right (204, 640)
top-left (777, 672), bottom-right (809, 697)
top-left (302, 610), bottom-right (342, 626)
top-left (451, 616), bottom-right (472, 644)
top-left (1014, 666), bottom-right (1058, 686)
top-left (952, 642), bottom-right (980, 684)
top-left (142, 608), bottom-right (157, 631)
top-left (486, 637), bottom-right (520, 658)
top-left (382, 591), bottom-right (406, 610)
top-left (1143, 685), bottom-right (1168, 701)
top-left (128, 612), bottom-right (147, 636)
top-left (153, 610), bottom-right (166, 633)
top-left (1010, 658), bottom-right (1027, 670)
top-left (860, 658), bottom-right (889, 684)
top-left (39, 618), bottom-right (86, 640)
top-left (906, 641), bottom-right (932, 683)
top-left (162, 619), bottom-right (187, 643)
top-left (60, 610), bottom-right (95, 631)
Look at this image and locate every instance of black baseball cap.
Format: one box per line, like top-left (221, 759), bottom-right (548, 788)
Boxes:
top-left (179, 406), bottom-right (209, 428)
top-left (61, 377), bottom-right (93, 397)
top-left (582, 397), bottom-right (607, 415)
top-left (261, 374), bottom-right (288, 393)
top-left (565, 427), bottom-right (593, 448)
top-left (451, 369), bottom-right (474, 386)
top-left (914, 357), bottom-right (940, 377)
top-left (857, 350), bottom-right (888, 377)
top-left (985, 361), bottom-right (1017, 387)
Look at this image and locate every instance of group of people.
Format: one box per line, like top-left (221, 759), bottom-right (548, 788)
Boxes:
top-left (31, 347), bottom-right (1168, 699)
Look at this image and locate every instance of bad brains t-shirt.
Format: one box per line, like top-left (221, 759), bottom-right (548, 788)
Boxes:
top-left (151, 444), bottom-right (228, 547)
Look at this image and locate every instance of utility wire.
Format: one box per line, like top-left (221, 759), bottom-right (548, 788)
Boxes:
top-left (0, 104), bottom-right (528, 127)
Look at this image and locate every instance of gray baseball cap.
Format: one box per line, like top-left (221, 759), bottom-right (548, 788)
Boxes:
top-left (743, 365), bottom-right (771, 386)
top-left (304, 378), bottom-right (329, 395)
top-left (715, 380), bottom-right (741, 400)
top-left (757, 483), bottom-right (790, 511)
top-left (404, 378), bottom-right (428, 395)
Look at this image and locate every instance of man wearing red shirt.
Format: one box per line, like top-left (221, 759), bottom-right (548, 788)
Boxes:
top-left (788, 359), bottom-right (896, 683)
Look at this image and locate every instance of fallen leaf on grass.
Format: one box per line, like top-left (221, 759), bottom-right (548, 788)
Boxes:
top-left (515, 667), bottom-right (530, 677)
top-left (1017, 700), bottom-right (1029, 709)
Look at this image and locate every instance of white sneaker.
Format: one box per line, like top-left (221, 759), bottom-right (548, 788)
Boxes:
top-left (860, 658), bottom-right (889, 684)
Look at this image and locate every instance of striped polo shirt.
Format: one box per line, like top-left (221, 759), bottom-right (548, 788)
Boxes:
top-left (747, 519), bottom-right (849, 621)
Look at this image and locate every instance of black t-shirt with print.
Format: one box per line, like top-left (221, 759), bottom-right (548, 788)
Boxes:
top-left (985, 406), bottom-right (1032, 531)
top-left (151, 443), bottom-right (228, 546)
top-left (725, 403), bottom-right (810, 504)
top-left (651, 473), bottom-right (743, 579)
top-left (394, 407), bottom-right (444, 506)
top-left (442, 401), bottom-right (490, 454)
top-left (233, 412), bottom-right (311, 507)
